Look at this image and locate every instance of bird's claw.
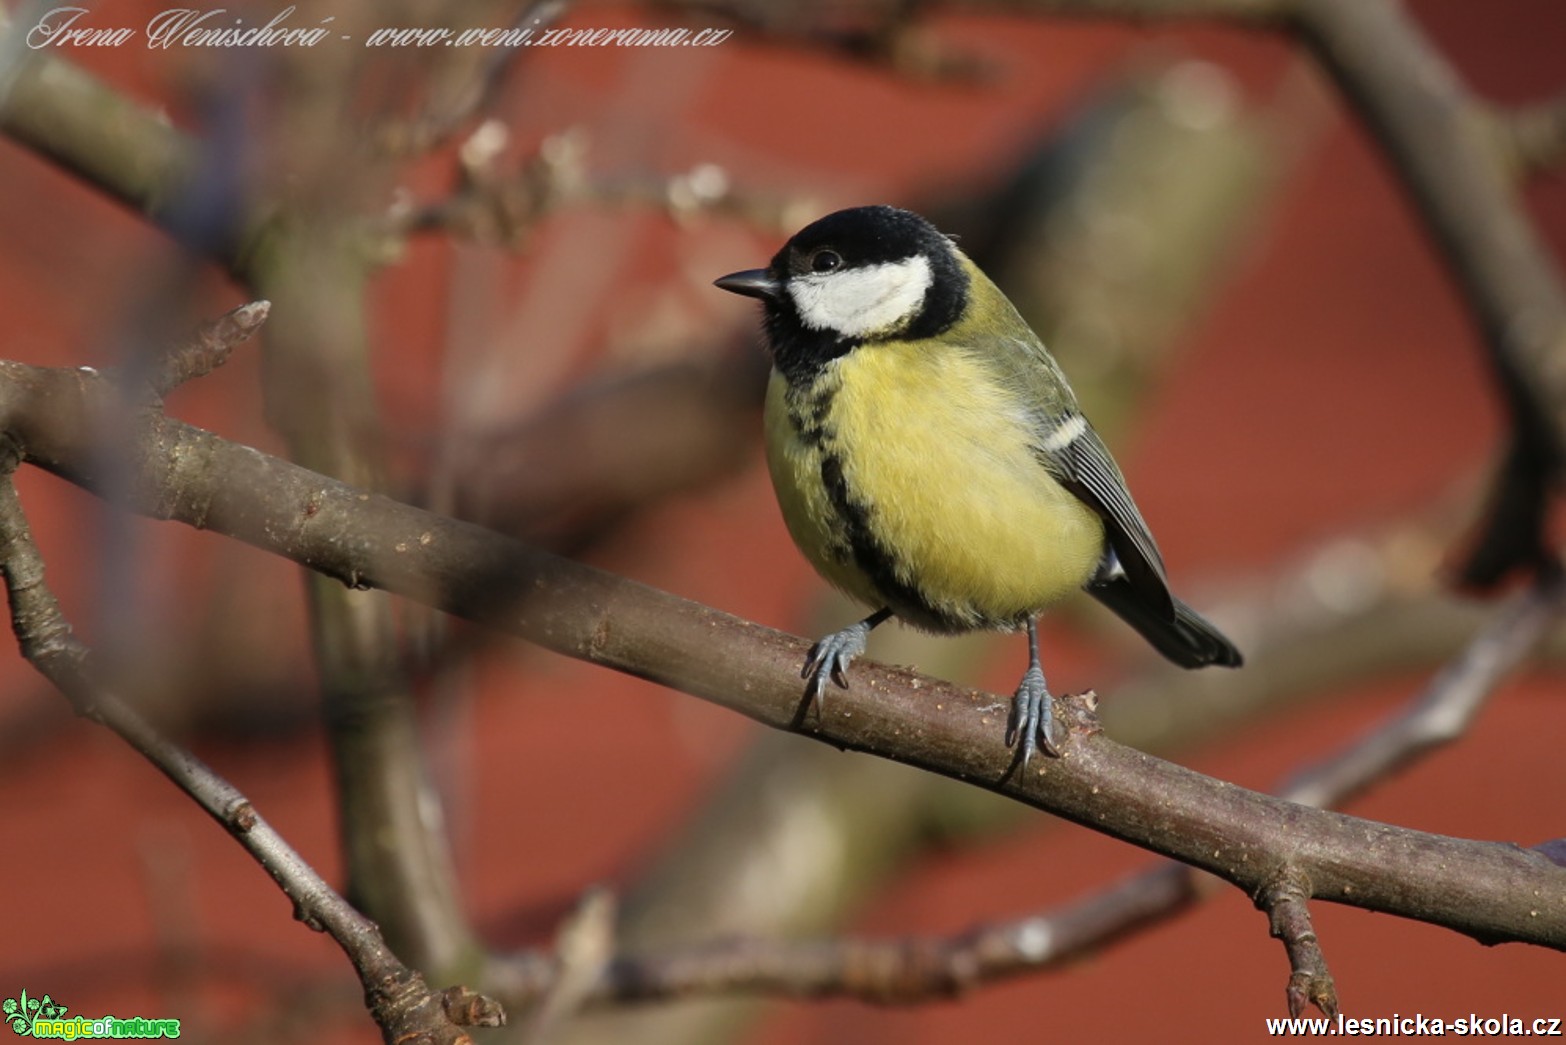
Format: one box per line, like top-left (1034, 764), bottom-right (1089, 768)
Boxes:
top-left (1006, 665), bottom-right (1061, 767)
top-left (802, 623), bottom-right (871, 720)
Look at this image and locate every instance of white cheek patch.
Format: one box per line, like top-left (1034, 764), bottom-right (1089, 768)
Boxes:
top-left (788, 255), bottom-right (933, 338)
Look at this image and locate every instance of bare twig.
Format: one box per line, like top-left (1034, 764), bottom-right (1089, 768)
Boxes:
top-left (1257, 869), bottom-right (1338, 1018)
top-left (0, 18), bottom-right (267, 280)
top-left (0, 459), bottom-right (504, 1045)
top-left (147, 301), bottom-right (271, 398)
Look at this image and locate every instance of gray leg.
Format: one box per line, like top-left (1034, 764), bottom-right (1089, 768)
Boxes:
top-left (1005, 619), bottom-right (1061, 766)
top-left (802, 607), bottom-right (893, 719)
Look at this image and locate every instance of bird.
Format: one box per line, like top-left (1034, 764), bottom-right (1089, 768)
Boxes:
top-left (715, 205), bottom-right (1240, 766)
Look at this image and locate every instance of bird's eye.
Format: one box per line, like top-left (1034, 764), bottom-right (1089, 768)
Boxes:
top-left (810, 250), bottom-right (843, 273)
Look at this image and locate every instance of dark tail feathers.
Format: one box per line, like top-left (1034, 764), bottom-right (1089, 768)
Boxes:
top-left (1088, 578), bottom-right (1242, 669)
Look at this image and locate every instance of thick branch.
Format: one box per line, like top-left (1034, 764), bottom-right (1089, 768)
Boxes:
top-left (484, 576), bottom-right (1558, 1008)
top-left (4, 360), bottom-right (1564, 950)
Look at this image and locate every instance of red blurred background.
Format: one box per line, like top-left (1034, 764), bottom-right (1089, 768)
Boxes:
top-left (1, 2), bottom-right (1563, 1042)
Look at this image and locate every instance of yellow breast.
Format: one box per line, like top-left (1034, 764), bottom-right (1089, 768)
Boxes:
top-left (763, 343), bottom-right (1106, 634)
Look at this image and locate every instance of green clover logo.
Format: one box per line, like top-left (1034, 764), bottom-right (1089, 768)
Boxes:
top-left (3, 991), bottom-right (67, 1035)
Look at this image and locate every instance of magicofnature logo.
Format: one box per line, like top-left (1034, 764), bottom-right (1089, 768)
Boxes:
top-left (3, 990), bottom-right (180, 1039)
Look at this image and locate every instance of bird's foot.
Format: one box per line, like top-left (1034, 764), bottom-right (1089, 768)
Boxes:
top-left (1005, 664), bottom-right (1062, 767)
top-left (802, 621), bottom-right (874, 720)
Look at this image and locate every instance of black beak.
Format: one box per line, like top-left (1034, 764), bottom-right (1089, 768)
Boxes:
top-left (714, 268), bottom-right (783, 302)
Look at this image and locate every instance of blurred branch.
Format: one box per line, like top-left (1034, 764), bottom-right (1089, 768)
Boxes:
top-left (1493, 92), bottom-right (1566, 181)
top-left (654, 0), bottom-right (999, 82)
top-left (257, 240), bottom-right (481, 981)
top-left (4, 360), bottom-right (1564, 954)
top-left (1283, 0), bottom-right (1566, 587)
top-left (390, 124), bottom-right (810, 246)
top-left (0, 459), bottom-right (504, 1045)
top-left (0, 18), bottom-right (198, 225)
top-left (520, 889), bottom-right (616, 1045)
top-left (540, 734), bottom-right (946, 1045)
top-left (449, 352), bottom-right (766, 542)
top-left (1280, 575), bottom-right (1562, 808)
top-left (373, 1), bottom-right (572, 158)
top-left (491, 869), bottom-right (1192, 1004)
top-left (0, 14), bottom-right (267, 279)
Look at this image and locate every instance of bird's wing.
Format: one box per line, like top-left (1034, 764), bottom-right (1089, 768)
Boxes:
top-left (991, 332), bottom-right (1175, 619)
top-left (1042, 418), bottom-right (1173, 618)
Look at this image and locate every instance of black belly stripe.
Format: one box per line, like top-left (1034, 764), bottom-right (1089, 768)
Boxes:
top-left (789, 378), bottom-right (962, 630)
top-left (784, 381), bottom-right (852, 568)
top-left (818, 451), bottom-right (949, 622)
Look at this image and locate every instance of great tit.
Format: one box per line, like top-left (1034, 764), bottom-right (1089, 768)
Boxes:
top-left (716, 205), bottom-right (1240, 765)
